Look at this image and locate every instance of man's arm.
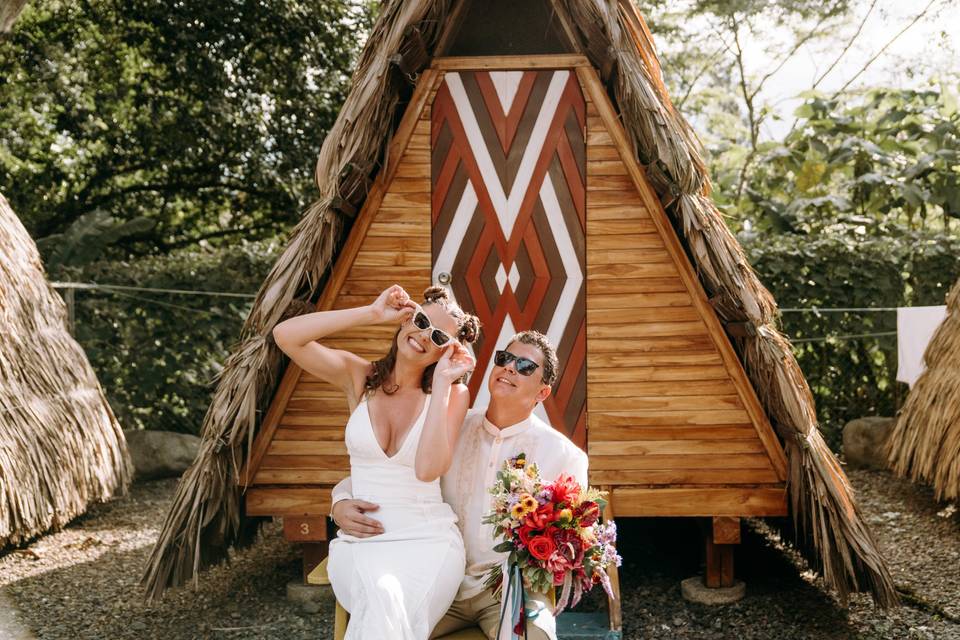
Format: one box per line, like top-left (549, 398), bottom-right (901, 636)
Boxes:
top-left (331, 477), bottom-right (353, 506)
top-left (570, 448), bottom-right (589, 489)
top-left (329, 476), bottom-right (384, 537)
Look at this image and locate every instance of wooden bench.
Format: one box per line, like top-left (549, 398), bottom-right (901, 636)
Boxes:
top-left (308, 556), bottom-right (487, 639)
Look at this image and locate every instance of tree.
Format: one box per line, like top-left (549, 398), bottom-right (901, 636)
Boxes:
top-left (0, 0), bottom-right (374, 261)
top-left (743, 87), bottom-right (960, 237)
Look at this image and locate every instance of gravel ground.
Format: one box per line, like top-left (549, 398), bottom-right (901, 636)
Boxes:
top-left (1, 468), bottom-right (958, 640)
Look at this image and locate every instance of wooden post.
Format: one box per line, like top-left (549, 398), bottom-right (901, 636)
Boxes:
top-left (282, 516), bottom-right (330, 583)
top-left (600, 486), bottom-right (622, 632)
top-left (301, 542), bottom-right (329, 584)
top-left (704, 516), bottom-right (739, 588)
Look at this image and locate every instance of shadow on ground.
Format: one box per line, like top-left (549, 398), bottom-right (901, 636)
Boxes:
top-left (2, 475), bottom-right (958, 640)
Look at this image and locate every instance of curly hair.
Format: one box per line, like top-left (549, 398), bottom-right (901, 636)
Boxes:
top-left (365, 285), bottom-right (481, 395)
top-left (508, 330), bottom-right (559, 386)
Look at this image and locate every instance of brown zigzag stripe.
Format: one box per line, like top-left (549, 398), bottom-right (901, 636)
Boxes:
top-left (432, 69), bottom-right (586, 446)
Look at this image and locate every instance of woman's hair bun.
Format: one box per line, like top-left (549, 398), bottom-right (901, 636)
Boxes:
top-left (457, 313), bottom-right (481, 344)
top-left (422, 284), bottom-right (480, 344)
top-left (423, 285), bottom-right (449, 304)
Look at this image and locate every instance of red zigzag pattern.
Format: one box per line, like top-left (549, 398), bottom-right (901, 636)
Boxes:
top-left (431, 69), bottom-right (587, 446)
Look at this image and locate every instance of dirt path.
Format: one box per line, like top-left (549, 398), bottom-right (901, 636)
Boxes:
top-left (0, 588), bottom-right (36, 639)
top-left (0, 469), bottom-right (957, 639)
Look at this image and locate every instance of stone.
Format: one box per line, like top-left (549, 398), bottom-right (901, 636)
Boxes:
top-left (680, 576), bottom-right (746, 605)
top-left (123, 429), bottom-right (200, 480)
top-left (286, 580), bottom-right (334, 606)
top-left (301, 600), bottom-right (321, 614)
top-left (842, 417), bottom-right (896, 470)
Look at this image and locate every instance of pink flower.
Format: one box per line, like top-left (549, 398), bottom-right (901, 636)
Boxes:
top-left (547, 474), bottom-right (581, 506)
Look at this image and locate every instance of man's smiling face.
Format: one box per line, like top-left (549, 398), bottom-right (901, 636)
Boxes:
top-left (487, 339), bottom-right (551, 408)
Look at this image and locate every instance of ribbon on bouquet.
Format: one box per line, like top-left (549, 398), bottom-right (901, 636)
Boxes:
top-left (495, 560), bottom-right (526, 639)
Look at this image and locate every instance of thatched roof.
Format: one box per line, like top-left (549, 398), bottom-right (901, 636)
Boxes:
top-left (886, 278), bottom-right (960, 502)
top-left (142, 0), bottom-right (899, 608)
top-left (0, 193), bottom-right (132, 548)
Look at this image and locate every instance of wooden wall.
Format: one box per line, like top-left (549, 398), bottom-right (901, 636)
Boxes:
top-left (575, 65), bottom-right (787, 516)
top-left (243, 57), bottom-right (788, 520)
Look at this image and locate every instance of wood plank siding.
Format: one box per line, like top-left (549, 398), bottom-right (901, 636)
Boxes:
top-left (240, 55), bottom-right (787, 519)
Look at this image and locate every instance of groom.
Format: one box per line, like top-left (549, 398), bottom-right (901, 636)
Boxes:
top-left (331, 329), bottom-right (588, 640)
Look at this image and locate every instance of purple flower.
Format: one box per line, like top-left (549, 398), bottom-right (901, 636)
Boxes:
top-left (596, 521), bottom-right (617, 546)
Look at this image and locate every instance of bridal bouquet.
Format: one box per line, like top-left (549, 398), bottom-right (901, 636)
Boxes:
top-left (482, 453), bottom-right (621, 616)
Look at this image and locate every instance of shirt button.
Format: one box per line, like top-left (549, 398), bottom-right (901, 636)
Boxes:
top-left (495, 437), bottom-right (502, 443)
top-left (489, 462), bottom-right (494, 467)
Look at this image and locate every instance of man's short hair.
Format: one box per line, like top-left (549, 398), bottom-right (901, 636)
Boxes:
top-left (508, 330), bottom-right (559, 387)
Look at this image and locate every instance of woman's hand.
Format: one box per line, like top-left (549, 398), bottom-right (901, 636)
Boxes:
top-left (369, 284), bottom-right (416, 324)
top-left (433, 341), bottom-right (476, 386)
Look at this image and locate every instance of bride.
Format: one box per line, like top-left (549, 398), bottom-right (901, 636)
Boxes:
top-left (272, 284), bottom-right (479, 639)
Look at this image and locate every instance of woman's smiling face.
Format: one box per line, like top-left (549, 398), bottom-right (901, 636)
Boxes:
top-left (396, 302), bottom-right (459, 365)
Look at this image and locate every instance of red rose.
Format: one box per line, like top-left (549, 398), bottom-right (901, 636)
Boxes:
top-left (524, 503), bottom-right (556, 529)
top-left (576, 501), bottom-right (600, 527)
top-left (553, 570), bottom-right (566, 586)
top-left (517, 525), bottom-right (537, 547)
top-left (527, 535), bottom-right (556, 561)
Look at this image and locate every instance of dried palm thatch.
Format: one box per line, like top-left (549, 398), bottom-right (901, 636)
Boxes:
top-left (558, 0), bottom-right (898, 610)
top-left (142, 0), bottom-right (898, 608)
top-left (885, 278), bottom-right (960, 502)
top-left (0, 193), bottom-right (132, 548)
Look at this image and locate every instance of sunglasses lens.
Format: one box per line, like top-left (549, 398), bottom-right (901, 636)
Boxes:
top-left (494, 350), bottom-right (539, 376)
top-left (413, 311), bottom-right (431, 330)
top-left (515, 358), bottom-right (539, 376)
top-left (431, 329), bottom-right (451, 347)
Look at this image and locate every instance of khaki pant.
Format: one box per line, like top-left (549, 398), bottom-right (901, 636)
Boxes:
top-left (429, 588), bottom-right (556, 640)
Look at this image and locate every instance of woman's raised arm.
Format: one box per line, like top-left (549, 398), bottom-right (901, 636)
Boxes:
top-left (414, 342), bottom-right (475, 482)
top-left (272, 284), bottom-right (415, 401)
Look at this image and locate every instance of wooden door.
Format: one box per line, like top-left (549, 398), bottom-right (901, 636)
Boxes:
top-left (431, 68), bottom-right (587, 447)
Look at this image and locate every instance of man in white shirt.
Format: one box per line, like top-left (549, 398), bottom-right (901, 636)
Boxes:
top-left (331, 330), bottom-right (588, 640)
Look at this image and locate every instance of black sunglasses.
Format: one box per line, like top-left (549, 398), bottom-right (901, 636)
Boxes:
top-left (410, 304), bottom-right (454, 348)
top-left (493, 350), bottom-right (540, 376)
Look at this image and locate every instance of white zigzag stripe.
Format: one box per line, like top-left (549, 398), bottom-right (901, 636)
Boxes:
top-left (433, 179), bottom-right (477, 289)
top-left (443, 70), bottom-right (569, 240)
top-left (490, 71), bottom-right (524, 115)
top-left (540, 172), bottom-right (583, 351)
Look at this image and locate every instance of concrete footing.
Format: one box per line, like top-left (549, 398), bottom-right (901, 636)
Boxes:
top-left (680, 576), bottom-right (746, 605)
top-left (286, 580), bottom-right (333, 605)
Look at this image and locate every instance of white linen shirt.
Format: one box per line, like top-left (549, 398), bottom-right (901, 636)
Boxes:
top-left (331, 406), bottom-right (589, 600)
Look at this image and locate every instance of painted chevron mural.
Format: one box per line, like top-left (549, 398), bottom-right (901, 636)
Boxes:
top-left (431, 69), bottom-right (586, 446)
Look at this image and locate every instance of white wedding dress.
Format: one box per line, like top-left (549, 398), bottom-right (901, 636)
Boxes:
top-left (327, 392), bottom-right (466, 640)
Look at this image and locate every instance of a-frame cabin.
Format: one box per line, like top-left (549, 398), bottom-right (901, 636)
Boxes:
top-left (242, 0), bottom-right (788, 596)
top-left (144, 0), bottom-right (899, 619)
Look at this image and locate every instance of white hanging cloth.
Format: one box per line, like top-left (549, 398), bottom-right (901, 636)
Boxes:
top-left (896, 305), bottom-right (948, 388)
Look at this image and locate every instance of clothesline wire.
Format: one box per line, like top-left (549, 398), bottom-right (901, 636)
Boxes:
top-left (48, 283), bottom-right (926, 312)
top-left (790, 330), bottom-right (898, 343)
top-left (50, 281), bottom-right (256, 299)
top-left (778, 306), bottom-right (899, 313)
top-left (47, 282), bottom-right (918, 344)
top-left (97, 288), bottom-right (238, 319)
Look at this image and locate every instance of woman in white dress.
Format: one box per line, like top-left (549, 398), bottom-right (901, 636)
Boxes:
top-left (272, 284), bottom-right (479, 640)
